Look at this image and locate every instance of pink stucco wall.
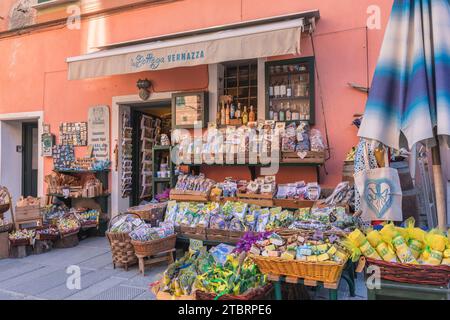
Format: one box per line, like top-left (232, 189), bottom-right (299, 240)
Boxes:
top-left (0, 0), bottom-right (394, 190)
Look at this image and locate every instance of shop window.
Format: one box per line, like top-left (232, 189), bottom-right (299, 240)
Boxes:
top-left (217, 61), bottom-right (258, 126)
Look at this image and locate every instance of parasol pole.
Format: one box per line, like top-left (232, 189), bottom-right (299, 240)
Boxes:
top-left (431, 133), bottom-right (447, 230)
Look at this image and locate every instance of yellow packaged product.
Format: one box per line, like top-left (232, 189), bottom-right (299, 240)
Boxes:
top-left (419, 230), bottom-right (446, 265)
top-left (408, 239), bottom-right (424, 259)
top-left (441, 258), bottom-right (450, 266)
top-left (381, 223), bottom-right (417, 264)
top-left (359, 239), bottom-right (382, 260)
top-left (348, 229), bottom-right (367, 247)
top-left (444, 249), bottom-right (450, 259)
top-left (307, 255), bottom-right (318, 262)
top-left (317, 253), bottom-right (329, 262)
top-left (367, 229), bottom-right (397, 262)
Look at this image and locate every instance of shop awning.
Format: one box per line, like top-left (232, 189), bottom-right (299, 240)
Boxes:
top-left (67, 10), bottom-right (319, 80)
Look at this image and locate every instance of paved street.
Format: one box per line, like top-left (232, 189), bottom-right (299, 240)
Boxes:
top-left (0, 236), bottom-right (367, 300)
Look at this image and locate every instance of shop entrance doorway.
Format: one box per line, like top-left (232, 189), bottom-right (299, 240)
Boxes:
top-left (129, 101), bottom-right (172, 206)
top-left (22, 122), bottom-right (38, 197)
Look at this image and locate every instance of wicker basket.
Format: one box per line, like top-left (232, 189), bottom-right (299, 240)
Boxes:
top-left (366, 258), bottom-right (450, 286)
top-left (0, 223), bottom-right (13, 233)
top-left (9, 238), bottom-right (31, 246)
top-left (274, 228), bottom-right (348, 239)
top-left (106, 213), bottom-right (141, 270)
top-left (249, 254), bottom-right (347, 284)
top-left (131, 234), bottom-right (177, 257)
top-left (194, 284), bottom-right (273, 300)
top-left (127, 202), bottom-right (167, 226)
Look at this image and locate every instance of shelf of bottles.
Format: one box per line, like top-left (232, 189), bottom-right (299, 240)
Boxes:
top-left (217, 62), bottom-right (258, 126)
top-left (266, 57), bottom-right (315, 124)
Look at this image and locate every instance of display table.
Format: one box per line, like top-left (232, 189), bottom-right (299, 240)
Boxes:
top-left (367, 279), bottom-right (450, 300)
top-left (268, 261), bottom-right (356, 300)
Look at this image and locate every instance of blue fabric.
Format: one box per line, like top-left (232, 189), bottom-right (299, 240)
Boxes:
top-left (358, 0), bottom-right (450, 149)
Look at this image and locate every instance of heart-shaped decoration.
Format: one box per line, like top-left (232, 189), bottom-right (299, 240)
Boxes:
top-left (297, 151), bottom-right (308, 159)
top-left (364, 178), bottom-right (393, 218)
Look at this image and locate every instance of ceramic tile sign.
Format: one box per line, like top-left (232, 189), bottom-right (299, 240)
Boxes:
top-left (88, 105), bottom-right (110, 161)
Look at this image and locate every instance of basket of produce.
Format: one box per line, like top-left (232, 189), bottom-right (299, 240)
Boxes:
top-left (130, 222), bottom-right (176, 257)
top-left (0, 187), bottom-right (12, 215)
top-left (157, 244), bottom-right (269, 300)
top-left (35, 226), bottom-right (60, 241)
top-left (127, 202), bottom-right (167, 225)
top-left (243, 232), bottom-right (348, 284)
top-left (345, 218), bottom-right (450, 286)
top-left (0, 219), bottom-right (13, 233)
top-left (9, 230), bottom-right (35, 246)
top-left (106, 213), bottom-right (143, 270)
top-left (57, 216), bottom-right (81, 238)
top-left (73, 208), bottom-right (100, 229)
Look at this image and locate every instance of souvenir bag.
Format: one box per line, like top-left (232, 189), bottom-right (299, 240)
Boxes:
top-left (353, 143), bottom-right (402, 221)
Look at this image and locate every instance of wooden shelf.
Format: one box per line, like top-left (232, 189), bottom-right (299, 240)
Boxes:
top-left (53, 169), bottom-right (110, 174)
top-left (47, 193), bottom-right (111, 199)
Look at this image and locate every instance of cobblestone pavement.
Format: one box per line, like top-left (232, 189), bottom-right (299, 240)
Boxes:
top-left (0, 236), bottom-right (367, 300)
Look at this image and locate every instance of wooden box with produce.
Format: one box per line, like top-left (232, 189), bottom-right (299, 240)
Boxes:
top-left (281, 151), bottom-right (325, 164)
top-left (15, 197), bottom-right (41, 222)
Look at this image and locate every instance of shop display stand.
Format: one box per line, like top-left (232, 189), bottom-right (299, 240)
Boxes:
top-left (152, 145), bottom-right (176, 199)
top-left (268, 261), bottom-right (356, 301)
top-left (48, 169), bottom-right (109, 233)
top-left (136, 248), bottom-right (175, 275)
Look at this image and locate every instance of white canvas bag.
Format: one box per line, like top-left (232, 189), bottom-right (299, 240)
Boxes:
top-left (354, 144), bottom-right (403, 221)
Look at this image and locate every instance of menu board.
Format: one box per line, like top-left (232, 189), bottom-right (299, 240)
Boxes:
top-left (88, 105), bottom-right (110, 161)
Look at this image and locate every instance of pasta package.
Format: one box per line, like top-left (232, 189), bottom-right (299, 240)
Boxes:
top-left (404, 217), bottom-right (426, 258)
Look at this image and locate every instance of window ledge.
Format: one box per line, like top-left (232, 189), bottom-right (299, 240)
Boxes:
top-left (32, 0), bottom-right (79, 10)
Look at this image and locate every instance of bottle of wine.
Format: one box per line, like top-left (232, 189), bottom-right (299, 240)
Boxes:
top-left (249, 105), bottom-right (256, 122)
top-left (286, 76), bottom-right (292, 97)
top-left (230, 101), bottom-right (235, 119)
top-left (220, 101), bottom-right (226, 125)
top-left (280, 79), bottom-right (287, 98)
top-left (274, 81), bottom-right (280, 98)
top-left (235, 102), bottom-right (242, 120)
top-left (286, 102), bottom-right (292, 121)
top-left (279, 102), bottom-right (285, 121)
top-left (242, 105), bottom-right (249, 125)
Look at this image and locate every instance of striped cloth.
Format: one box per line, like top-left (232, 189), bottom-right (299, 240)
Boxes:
top-left (358, 0), bottom-right (450, 149)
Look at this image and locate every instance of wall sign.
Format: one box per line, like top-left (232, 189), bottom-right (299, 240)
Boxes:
top-left (88, 105), bottom-right (110, 161)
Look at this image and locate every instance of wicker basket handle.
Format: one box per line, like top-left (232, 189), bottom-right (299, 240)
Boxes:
top-left (107, 212), bottom-right (142, 231)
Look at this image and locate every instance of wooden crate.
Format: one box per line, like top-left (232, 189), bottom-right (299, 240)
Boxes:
top-left (15, 205), bottom-right (41, 222)
top-left (236, 192), bottom-right (274, 207)
top-left (273, 199), bottom-right (316, 209)
top-left (281, 151), bottom-right (325, 164)
top-left (0, 232), bottom-right (9, 259)
top-left (169, 190), bottom-right (209, 202)
top-left (179, 225), bottom-right (207, 240)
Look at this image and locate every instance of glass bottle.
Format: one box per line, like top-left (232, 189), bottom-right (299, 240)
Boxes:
top-left (235, 102), bottom-right (242, 120)
top-left (269, 101), bottom-right (274, 120)
top-left (220, 101), bottom-right (226, 125)
top-left (274, 81), bottom-right (280, 98)
top-left (285, 102), bottom-right (292, 121)
top-left (286, 76), bottom-right (292, 97)
top-left (242, 105), bottom-right (249, 125)
top-left (280, 79), bottom-right (287, 97)
top-left (230, 101), bottom-right (235, 119)
top-left (249, 105), bottom-right (256, 122)
top-left (291, 104), bottom-right (299, 120)
top-left (225, 103), bottom-right (230, 125)
top-left (279, 102), bottom-right (285, 121)
top-left (273, 106), bottom-right (279, 121)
